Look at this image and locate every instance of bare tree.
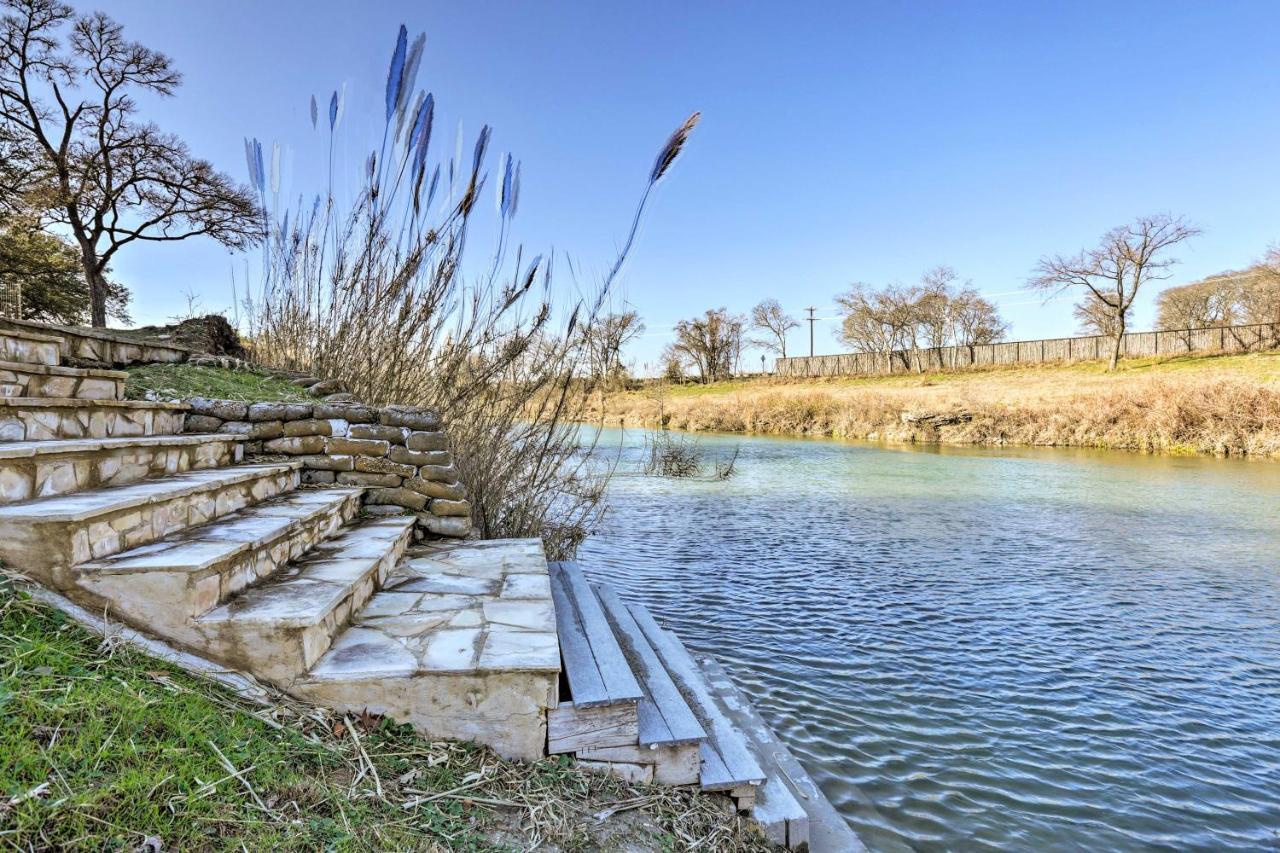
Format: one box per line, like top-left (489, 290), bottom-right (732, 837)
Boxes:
top-left (949, 287), bottom-right (1006, 348)
top-left (749, 298), bottom-right (798, 357)
top-left (581, 310), bottom-right (644, 386)
top-left (835, 282), bottom-right (918, 371)
top-left (0, 0), bottom-right (263, 326)
top-left (1030, 214), bottom-right (1200, 370)
top-left (670, 308), bottom-right (744, 383)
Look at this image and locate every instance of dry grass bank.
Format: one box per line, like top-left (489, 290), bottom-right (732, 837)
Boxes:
top-left (592, 351), bottom-right (1280, 458)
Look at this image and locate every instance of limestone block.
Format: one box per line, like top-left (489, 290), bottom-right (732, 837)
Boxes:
top-left (0, 468), bottom-right (33, 502)
top-left (326, 437), bottom-right (389, 456)
top-left (348, 423), bottom-right (405, 442)
top-left (314, 402), bottom-right (377, 423)
top-left (416, 463), bottom-right (459, 483)
top-left (379, 405), bottom-right (441, 430)
top-left (337, 471), bottom-right (401, 487)
top-left (430, 499), bottom-right (471, 518)
top-left (363, 504), bottom-right (410, 517)
top-left (308, 378), bottom-right (346, 396)
top-left (184, 414), bottom-right (224, 433)
top-left (403, 477), bottom-right (466, 501)
top-left (301, 469), bottom-right (336, 485)
top-left (246, 420), bottom-right (284, 440)
top-left (323, 393), bottom-right (359, 403)
top-left (416, 513), bottom-right (472, 538)
top-left (188, 398), bottom-right (249, 420)
top-left (282, 419), bottom-right (332, 437)
top-left (263, 435), bottom-right (326, 455)
top-left (365, 488), bottom-right (428, 511)
top-left (388, 447), bottom-right (450, 467)
top-left (246, 402), bottom-right (291, 421)
top-left (298, 454), bottom-right (355, 472)
top-left (405, 430), bottom-right (448, 452)
top-left (355, 456), bottom-right (415, 477)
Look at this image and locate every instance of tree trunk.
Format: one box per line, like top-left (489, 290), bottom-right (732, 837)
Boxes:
top-left (77, 247), bottom-right (107, 328)
top-left (1108, 317), bottom-right (1125, 371)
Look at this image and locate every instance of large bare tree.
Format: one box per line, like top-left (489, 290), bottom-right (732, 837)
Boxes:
top-left (1030, 214), bottom-right (1200, 370)
top-left (670, 308), bottom-right (743, 383)
top-left (749, 298), bottom-right (798, 358)
top-left (581, 310), bottom-right (644, 386)
top-left (0, 0), bottom-right (262, 326)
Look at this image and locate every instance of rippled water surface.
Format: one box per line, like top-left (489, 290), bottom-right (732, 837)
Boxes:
top-left (577, 430), bottom-right (1280, 851)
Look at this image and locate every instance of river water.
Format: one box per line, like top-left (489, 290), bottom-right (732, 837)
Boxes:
top-left (577, 429), bottom-right (1280, 851)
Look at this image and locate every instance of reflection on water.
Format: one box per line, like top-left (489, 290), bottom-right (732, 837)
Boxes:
top-left (578, 430), bottom-right (1280, 851)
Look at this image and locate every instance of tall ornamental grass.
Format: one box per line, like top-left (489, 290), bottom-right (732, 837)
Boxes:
top-left (242, 25), bottom-right (697, 556)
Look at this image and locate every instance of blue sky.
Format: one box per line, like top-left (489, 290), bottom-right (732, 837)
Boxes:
top-left (87, 0), bottom-right (1280, 368)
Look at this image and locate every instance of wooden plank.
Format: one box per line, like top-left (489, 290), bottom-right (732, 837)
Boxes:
top-left (627, 603), bottom-right (765, 791)
top-left (594, 584), bottom-right (706, 746)
top-left (578, 743), bottom-right (701, 786)
top-left (576, 760), bottom-right (653, 785)
top-left (547, 701), bottom-right (638, 754)
top-left (548, 562), bottom-right (609, 707)
top-left (556, 562), bottom-right (642, 704)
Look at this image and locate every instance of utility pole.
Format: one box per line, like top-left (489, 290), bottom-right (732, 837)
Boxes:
top-left (805, 307), bottom-right (817, 357)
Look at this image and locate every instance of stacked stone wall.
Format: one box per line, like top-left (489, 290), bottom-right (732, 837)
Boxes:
top-left (181, 398), bottom-right (472, 538)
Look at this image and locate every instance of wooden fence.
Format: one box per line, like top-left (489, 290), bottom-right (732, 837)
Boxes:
top-left (774, 322), bottom-right (1280, 378)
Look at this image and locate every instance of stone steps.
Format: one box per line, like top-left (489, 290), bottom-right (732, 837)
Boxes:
top-left (0, 462), bottom-right (300, 583)
top-left (0, 317), bottom-right (192, 366)
top-left (0, 398), bottom-right (187, 442)
top-left (0, 359), bottom-right (127, 400)
top-left (195, 515), bottom-right (415, 683)
top-left (74, 488), bottom-right (364, 644)
top-left (0, 434), bottom-right (246, 503)
top-left (294, 539), bottom-right (561, 761)
top-left (0, 326), bottom-right (63, 366)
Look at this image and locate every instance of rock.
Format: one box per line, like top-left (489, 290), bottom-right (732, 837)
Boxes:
top-left (301, 470), bottom-right (336, 485)
top-left (322, 392), bottom-right (359, 403)
top-left (292, 377), bottom-right (321, 388)
top-left (430, 498), bottom-right (472, 518)
top-left (416, 513), bottom-right (471, 538)
top-left (379, 405), bottom-right (441, 430)
top-left (183, 414), bottom-right (223, 433)
top-left (314, 402), bottom-right (378, 423)
top-left (325, 437), bottom-right (389, 457)
top-left (388, 446), bottom-right (451, 467)
top-left (245, 420), bottom-right (284, 440)
top-left (363, 505), bottom-right (409, 517)
top-left (187, 397), bottom-right (248, 421)
top-left (297, 454), bottom-right (355, 472)
top-left (354, 456), bottom-right (416, 477)
top-left (337, 471), bottom-right (402, 487)
top-left (417, 463), bottom-right (459, 483)
top-left (282, 419), bottom-right (332, 437)
top-left (405, 430), bottom-right (448, 452)
top-left (348, 423), bottom-right (405, 442)
top-left (308, 378), bottom-right (346, 396)
top-left (365, 488), bottom-right (428, 511)
top-left (263, 435), bottom-right (326, 454)
top-left (246, 401), bottom-right (312, 421)
top-left (403, 477), bottom-right (466, 501)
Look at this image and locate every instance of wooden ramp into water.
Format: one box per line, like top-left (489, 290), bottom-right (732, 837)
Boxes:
top-left (548, 560), bottom-right (865, 850)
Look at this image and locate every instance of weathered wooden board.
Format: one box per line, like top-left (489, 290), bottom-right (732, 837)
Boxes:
top-left (548, 562), bottom-right (609, 707)
top-left (548, 562), bottom-right (642, 707)
top-left (627, 602), bottom-right (765, 791)
top-left (547, 701), bottom-right (638, 754)
top-left (576, 760), bottom-right (654, 785)
top-left (594, 583), bottom-right (706, 747)
top-left (578, 743), bottom-right (701, 786)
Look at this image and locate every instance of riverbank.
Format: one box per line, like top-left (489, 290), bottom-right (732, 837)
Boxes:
top-left (591, 351), bottom-right (1280, 458)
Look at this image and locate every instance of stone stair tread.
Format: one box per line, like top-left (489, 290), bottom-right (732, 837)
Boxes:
top-left (198, 516), bottom-right (414, 628)
top-left (0, 433), bottom-right (245, 460)
top-left (548, 561), bottom-right (643, 708)
top-left (593, 582), bottom-right (706, 747)
top-left (0, 463), bottom-right (299, 522)
top-left (627, 602), bottom-right (766, 791)
top-left (0, 359), bottom-right (128, 379)
top-left (306, 538), bottom-right (559, 681)
top-left (76, 488), bottom-right (361, 575)
top-left (0, 397), bottom-right (185, 409)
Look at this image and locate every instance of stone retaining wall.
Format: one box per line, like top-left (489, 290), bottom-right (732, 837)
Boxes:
top-left (181, 398), bottom-right (472, 539)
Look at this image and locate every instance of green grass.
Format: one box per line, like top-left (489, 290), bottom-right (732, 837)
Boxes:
top-left (0, 590), bottom-right (769, 852)
top-left (125, 364), bottom-right (313, 403)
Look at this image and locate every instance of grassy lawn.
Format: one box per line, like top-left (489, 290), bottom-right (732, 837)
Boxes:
top-left (125, 363), bottom-right (313, 403)
top-left (0, 588), bottom-right (767, 851)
